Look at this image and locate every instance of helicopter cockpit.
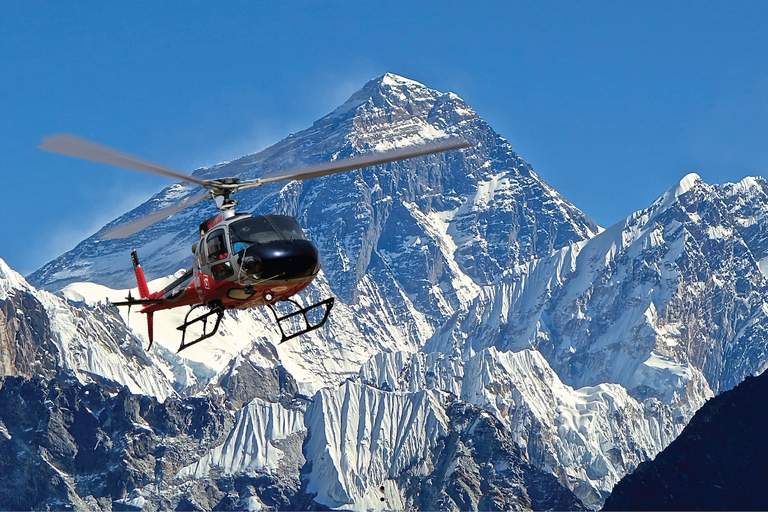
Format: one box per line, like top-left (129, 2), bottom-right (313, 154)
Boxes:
top-left (199, 214), bottom-right (317, 284)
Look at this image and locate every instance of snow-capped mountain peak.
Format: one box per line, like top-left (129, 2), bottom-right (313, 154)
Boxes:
top-left (0, 257), bottom-right (176, 400)
top-left (0, 257), bottom-right (32, 300)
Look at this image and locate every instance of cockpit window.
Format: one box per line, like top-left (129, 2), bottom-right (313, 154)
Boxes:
top-left (206, 229), bottom-right (228, 263)
top-left (229, 215), bottom-right (306, 251)
top-left (266, 215), bottom-right (306, 240)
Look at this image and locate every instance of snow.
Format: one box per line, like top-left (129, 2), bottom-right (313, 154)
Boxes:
top-left (472, 172), bottom-right (510, 208)
top-left (358, 347), bottom-right (709, 506)
top-left (242, 496), bottom-right (265, 511)
top-left (177, 398), bottom-right (304, 478)
top-left (380, 73), bottom-right (425, 89)
top-left (707, 225), bottom-right (732, 239)
top-left (630, 352), bottom-right (695, 402)
top-left (654, 173), bottom-right (702, 213)
top-left (412, 204), bottom-right (482, 305)
top-left (37, 287), bottom-right (177, 401)
top-left (731, 176), bottom-right (762, 194)
top-left (0, 259), bottom-right (177, 400)
top-left (61, 275), bottom-right (279, 392)
top-left (328, 98), bottom-right (366, 119)
top-left (0, 257), bottom-right (31, 300)
top-left (677, 173), bottom-right (701, 195)
top-left (369, 124), bottom-right (448, 152)
top-left (758, 256), bottom-right (768, 280)
top-left (303, 381), bottom-right (448, 509)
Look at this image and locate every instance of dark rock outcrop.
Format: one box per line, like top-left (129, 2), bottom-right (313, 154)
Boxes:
top-left (603, 370), bottom-right (768, 511)
top-left (0, 375), bottom-right (315, 511)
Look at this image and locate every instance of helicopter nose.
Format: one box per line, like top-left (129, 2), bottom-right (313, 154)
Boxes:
top-left (241, 240), bottom-right (320, 281)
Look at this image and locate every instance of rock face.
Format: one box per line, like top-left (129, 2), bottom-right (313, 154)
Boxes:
top-left (602, 369), bottom-right (768, 511)
top-left (0, 374), bottom-right (311, 511)
top-left (0, 370), bottom-right (584, 511)
top-left (400, 397), bottom-right (584, 512)
top-left (0, 258), bottom-right (175, 401)
top-left (3, 74), bottom-right (768, 510)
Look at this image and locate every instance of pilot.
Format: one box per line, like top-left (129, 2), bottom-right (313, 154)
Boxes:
top-left (232, 240), bottom-right (250, 254)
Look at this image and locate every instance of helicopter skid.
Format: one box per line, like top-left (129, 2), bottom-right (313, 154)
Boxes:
top-left (268, 297), bottom-right (335, 343)
top-left (177, 303), bottom-right (225, 352)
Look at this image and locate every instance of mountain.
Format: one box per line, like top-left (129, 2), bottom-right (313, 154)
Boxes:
top-left (424, 173), bottom-right (768, 503)
top-left (433, 172), bottom-right (768, 403)
top-left (0, 261), bottom-right (582, 510)
top-left (29, 71), bottom-right (601, 404)
top-left (428, 173), bottom-right (768, 397)
top-left (2, 257), bottom-right (587, 510)
top-left (5, 73), bottom-right (768, 509)
top-left (0, 257), bottom-right (175, 400)
top-left (355, 348), bottom-right (696, 506)
top-left (30, 73), bottom-right (598, 297)
top-left (602, 369), bottom-right (768, 511)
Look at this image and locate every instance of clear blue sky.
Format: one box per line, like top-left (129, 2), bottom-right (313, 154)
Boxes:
top-left (2, 1), bottom-right (767, 275)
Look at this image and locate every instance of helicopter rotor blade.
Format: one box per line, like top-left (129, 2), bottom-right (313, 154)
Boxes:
top-left (99, 190), bottom-right (211, 239)
top-left (39, 134), bottom-right (209, 188)
top-left (41, 134), bottom-right (472, 238)
top-left (257, 137), bottom-right (472, 185)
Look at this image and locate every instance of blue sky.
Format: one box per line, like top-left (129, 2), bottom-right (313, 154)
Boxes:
top-left (1, 1), bottom-right (767, 275)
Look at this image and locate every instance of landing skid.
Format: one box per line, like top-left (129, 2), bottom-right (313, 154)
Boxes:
top-left (267, 297), bottom-right (335, 343)
top-left (177, 303), bottom-right (225, 352)
top-left (175, 297), bottom-right (334, 352)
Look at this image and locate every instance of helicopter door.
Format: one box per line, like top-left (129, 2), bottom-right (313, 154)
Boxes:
top-left (205, 228), bottom-right (234, 282)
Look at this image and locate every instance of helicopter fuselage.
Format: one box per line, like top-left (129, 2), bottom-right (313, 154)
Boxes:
top-left (115, 210), bottom-right (332, 351)
top-left (136, 210), bottom-right (321, 316)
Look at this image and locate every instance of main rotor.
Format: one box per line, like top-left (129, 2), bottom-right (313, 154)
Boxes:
top-left (39, 134), bottom-right (472, 239)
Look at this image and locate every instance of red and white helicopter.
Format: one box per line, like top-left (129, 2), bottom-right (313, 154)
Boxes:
top-left (40, 134), bottom-right (470, 351)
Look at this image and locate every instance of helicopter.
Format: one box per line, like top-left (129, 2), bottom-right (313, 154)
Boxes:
top-left (40, 134), bottom-right (471, 352)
